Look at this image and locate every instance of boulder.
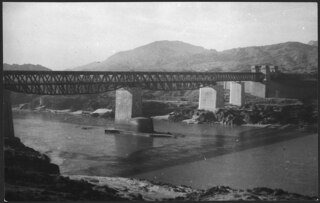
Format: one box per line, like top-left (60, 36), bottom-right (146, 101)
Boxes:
top-left (19, 103), bottom-right (30, 110)
top-left (193, 110), bottom-right (216, 123)
top-left (70, 110), bottom-right (83, 115)
top-left (168, 109), bottom-right (193, 122)
top-left (182, 119), bottom-right (198, 124)
top-left (91, 108), bottom-right (113, 116)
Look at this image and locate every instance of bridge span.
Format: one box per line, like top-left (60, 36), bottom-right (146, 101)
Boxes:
top-left (3, 71), bottom-right (264, 95)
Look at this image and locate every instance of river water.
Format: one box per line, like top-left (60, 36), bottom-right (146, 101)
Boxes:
top-left (12, 111), bottom-right (318, 196)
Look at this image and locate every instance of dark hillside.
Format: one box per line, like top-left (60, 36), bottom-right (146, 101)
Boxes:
top-left (4, 63), bottom-right (52, 71)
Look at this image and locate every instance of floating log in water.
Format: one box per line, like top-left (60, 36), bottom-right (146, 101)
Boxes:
top-left (149, 133), bottom-right (174, 138)
top-left (105, 127), bottom-right (180, 138)
top-left (104, 128), bottom-right (121, 134)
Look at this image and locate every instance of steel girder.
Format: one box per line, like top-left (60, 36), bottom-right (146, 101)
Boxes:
top-left (3, 71), bottom-right (265, 95)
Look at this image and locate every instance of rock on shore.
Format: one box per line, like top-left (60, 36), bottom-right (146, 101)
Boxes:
top-left (68, 176), bottom-right (318, 201)
top-left (168, 104), bottom-right (318, 127)
top-left (182, 186), bottom-right (318, 201)
top-left (68, 175), bottom-right (195, 201)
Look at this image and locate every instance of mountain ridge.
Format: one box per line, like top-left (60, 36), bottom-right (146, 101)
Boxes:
top-left (71, 40), bottom-right (318, 73)
top-left (3, 63), bottom-right (52, 71)
top-left (4, 40), bottom-right (318, 73)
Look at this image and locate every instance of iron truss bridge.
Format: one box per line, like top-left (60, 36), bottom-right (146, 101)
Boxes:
top-left (3, 71), bottom-right (265, 95)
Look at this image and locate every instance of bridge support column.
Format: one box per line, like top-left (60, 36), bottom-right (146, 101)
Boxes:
top-left (115, 87), bottom-right (142, 124)
top-left (198, 85), bottom-right (224, 112)
top-left (39, 97), bottom-right (44, 106)
top-left (223, 81), bottom-right (230, 89)
top-left (229, 82), bottom-right (244, 106)
top-left (3, 90), bottom-right (15, 138)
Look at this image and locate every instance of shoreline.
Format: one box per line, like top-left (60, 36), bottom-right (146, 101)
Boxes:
top-left (13, 107), bottom-right (317, 133)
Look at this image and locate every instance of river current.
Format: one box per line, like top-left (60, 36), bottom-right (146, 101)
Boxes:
top-left (12, 110), bottom-right (318, 196)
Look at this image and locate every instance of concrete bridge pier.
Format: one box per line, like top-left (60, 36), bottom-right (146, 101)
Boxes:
top-left (39, 97), bottom-right (44, 106)
top-left (115, 87), bottom-right (154, 133)
top-left (229, 82), bottom-right (245, 106)
top-left (115, 87), bottom-right (142, 124)
top-left (198, 85), bottom-right (224, 112)
top-left (3, 90), bottom-right (15, 138)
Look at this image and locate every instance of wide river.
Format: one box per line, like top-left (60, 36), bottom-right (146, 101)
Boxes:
top-left (12, 111), bottom-right (318, 196)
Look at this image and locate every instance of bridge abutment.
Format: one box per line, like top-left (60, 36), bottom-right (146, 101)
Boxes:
top-left (245, 81), bottom-right (267, 98)
top-left (198, 85), bottom-right (224, 112)
top-left (115, 87), bottom-right (142, 124)
top-left (246, 65), bottom-right (278, 98)
top-left (229, 82), bottom-right (244, 106)
top-left (3, 90), bottom-right (15, 138)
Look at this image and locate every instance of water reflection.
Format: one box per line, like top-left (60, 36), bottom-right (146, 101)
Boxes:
top-left (114, 134), bottom-right (153, 158)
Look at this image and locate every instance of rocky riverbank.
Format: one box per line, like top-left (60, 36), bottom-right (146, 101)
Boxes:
top-left (15, 100), bottom-right (179, 119)
top-left (4, 136), bottom-right (126, 201)
top-left (4, 135), bottom-right (318, 201)
top-left (15, 99), bottom-right (318, 131)
top-left (167, 103), bottom-right (318, 129)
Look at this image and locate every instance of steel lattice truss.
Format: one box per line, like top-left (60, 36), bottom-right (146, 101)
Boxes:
top-left (3, 71), bottom-right (265, 95)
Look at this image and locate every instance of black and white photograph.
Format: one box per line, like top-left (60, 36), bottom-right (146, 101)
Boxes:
top-left (2, 2), bottom-right (318, 201)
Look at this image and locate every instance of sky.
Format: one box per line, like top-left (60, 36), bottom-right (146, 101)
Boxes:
top-left (3, 2), bottom-right (318, 70)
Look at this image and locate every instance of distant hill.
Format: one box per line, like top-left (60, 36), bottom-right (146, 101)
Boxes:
top-left (3, 63), bottom-right (52, 71)
top-left (188, 41), bottom-right (318, 73)
top-left (71, 40), bottom-right (318, 73)
top-left (72, 40), bottom-right (210, 71)
top-left (67, 62), bottom-right (103, 71)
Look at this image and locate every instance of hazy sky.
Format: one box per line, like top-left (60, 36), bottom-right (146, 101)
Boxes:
top-left (3, 2), bottom-right (318, 70)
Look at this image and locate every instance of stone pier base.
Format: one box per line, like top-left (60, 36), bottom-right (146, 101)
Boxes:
top-left (198, 86), bottom-right (224, 112)
top-left (115, 87), bottom-right (142, 124)
top-left (230, 82), bottom-right (245, 106)
top-left (3, 90), bottom-right (14, 138)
